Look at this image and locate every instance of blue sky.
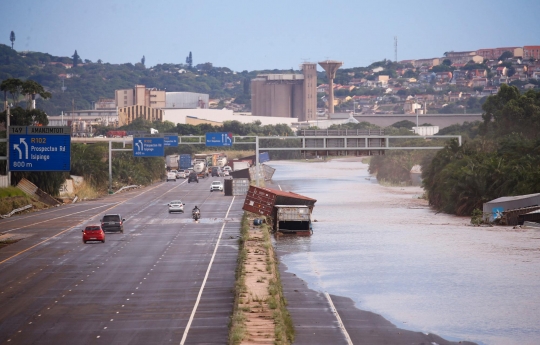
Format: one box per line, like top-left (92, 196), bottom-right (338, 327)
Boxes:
top-left (2, 0), bottom-right (539, 71)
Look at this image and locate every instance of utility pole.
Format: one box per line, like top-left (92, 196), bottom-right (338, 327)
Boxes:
top-left (4, 92), bottom-right (10, 186)
top-left (394, 36), bottom-right (398, 63)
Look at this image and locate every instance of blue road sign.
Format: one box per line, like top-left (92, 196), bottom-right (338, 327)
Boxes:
top-left (205, 132), bottom-right (232, 147)
top-left (164, 134), bottom-right (179, 147)
top-left (9, 126), bottom-right (71, 171)
top-left (133, 137), bottom-right (164, 157)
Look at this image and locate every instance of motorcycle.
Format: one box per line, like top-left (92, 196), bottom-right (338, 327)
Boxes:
top-left (192, 209), bottom-right (200, 221)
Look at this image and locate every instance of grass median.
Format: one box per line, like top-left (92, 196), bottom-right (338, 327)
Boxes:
top-left (229, 212), bottom-right (294, 345)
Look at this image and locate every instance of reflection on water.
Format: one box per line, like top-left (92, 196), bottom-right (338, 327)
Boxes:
top-left (270, 159), bottom-right (540, 345)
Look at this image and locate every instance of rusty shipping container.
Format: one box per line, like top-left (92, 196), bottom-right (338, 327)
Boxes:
top-left (242, 186), bottom-right (316, 217)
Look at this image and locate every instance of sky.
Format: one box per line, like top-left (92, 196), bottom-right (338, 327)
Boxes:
top-left (2, 0), bottom-right (540, 72)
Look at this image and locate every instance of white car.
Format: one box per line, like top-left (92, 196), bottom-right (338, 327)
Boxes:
top-left (168, 200), bottom-right (185, 213)
top-left (176, 170), bottom-right (187, 179)
top-left (166, 172), bottom-right (177, 182)
top-left (222, 166), bottom-right (232, 172)
top-left (210, 181), bottom-right (224, 192)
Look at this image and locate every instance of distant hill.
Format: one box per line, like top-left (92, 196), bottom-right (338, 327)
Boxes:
top-left (0, 44), bottom-right (304, 115)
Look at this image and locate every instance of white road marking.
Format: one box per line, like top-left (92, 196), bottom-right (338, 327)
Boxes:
top-left (324, 292), bottom-right (353, 345)
top-left (179, 196), bottom-right (236, 345)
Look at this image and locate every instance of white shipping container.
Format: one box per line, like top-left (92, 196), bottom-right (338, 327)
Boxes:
top-left (232, 178), bottom-right (250, 196)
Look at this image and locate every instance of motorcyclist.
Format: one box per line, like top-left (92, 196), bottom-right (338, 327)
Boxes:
top-left (192, 206), bottom-right (200, 218)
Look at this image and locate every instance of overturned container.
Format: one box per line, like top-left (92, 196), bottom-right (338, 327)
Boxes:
top-left (242, 186), bottom-right (316, 234)
top-left (274, 205), bottom-right (312, 234)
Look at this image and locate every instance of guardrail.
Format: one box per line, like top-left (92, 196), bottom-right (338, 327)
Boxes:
top-left (113, 185), bottom-right (140, 194)
top-left (1, 204), bottom-right (33, 219)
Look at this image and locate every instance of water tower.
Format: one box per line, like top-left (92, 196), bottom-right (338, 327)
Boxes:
top-left (318, 60), bottom-right (343, 114)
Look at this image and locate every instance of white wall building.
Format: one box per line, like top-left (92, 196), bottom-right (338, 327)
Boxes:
top-left (162, 109), bottom-right (300, 127)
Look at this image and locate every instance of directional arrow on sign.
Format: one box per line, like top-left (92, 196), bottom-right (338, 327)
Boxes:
top-left (20, 138), bottom-right (28, 159)
top-left (13, 144), bottom-right (22, 159)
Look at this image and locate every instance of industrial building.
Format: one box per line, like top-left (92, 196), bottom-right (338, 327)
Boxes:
top-left (162, 108), bottom-right (299, 127)
top-left (166, 92), bottom-right (209, 109)
top-left (251, 62), bottom-right (317, 121)
top-left (115, 85), bottom-right (166, 109)
top-left (114, 86), bottom-right (210, 126)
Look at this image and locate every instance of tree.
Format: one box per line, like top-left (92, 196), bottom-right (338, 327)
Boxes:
top-left (186, 51), bottom-right (193, 69)
top-left (21, 80), bottom-right (51, 109)
top-left (243, 78), bottom-right (250, 95)
top-left (1, 79), bottom-right (50, 126)
top-left (506, 66), bottom-right (516, 77)
top-left (1, 78), bottom-right (23, 107)
top-left (442, 59), bottom-right (452, 66)
top-left (10, 31), bottom-right (15, 49)
top-left (72, 50), bottom-right (80, 68)
top-left (141, 55), bottom-right (145, 66)
top-left (498, 51), bottom-right (513, 61)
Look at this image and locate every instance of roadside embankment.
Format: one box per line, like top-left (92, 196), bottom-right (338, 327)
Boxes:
top-left (229, 213), bottom-right (294, 345)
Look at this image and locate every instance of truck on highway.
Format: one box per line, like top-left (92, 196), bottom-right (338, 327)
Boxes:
top-left (166, 154), bottom-right (180, 170)
top-left (211, 153), bottom-right (228, 168)
top-left (193, 154), bottom-right (208, 179)
top-left (107, 130), bottom-right (127, 138)
top-left (179, 154), bottom-right (192, 170)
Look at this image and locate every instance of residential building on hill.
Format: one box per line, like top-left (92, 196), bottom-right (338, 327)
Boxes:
top-left (476, 47), bottom-right (522, 60)
top-left (523, 46), bottom-right (540, 60)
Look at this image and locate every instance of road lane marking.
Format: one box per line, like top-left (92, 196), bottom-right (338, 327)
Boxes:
top-left (0, 197), bottom-right (133, 265)
top-left (0, 181), bottom-right (174, 265)
top-left (0, 204), bottom-right (115, 234)
top-left (180, 196), bottom-right (235, 345)
top-left (324, 292), bottom-right (354, 345)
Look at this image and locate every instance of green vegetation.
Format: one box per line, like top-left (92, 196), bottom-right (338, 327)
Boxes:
top-left (0, 43), bottom-right (301, 115)
top-left (229, 213), bottom-right (249, 345)
top-left (0, 186), bottom-right (25, 198)
top-left (370, 84), bottom-right (540, 217)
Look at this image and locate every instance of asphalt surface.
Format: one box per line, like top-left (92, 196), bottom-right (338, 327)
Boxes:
top-left (0, 176), bottom-right (243, 345)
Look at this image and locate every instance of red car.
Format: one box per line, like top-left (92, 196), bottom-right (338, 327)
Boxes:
top-left (82, 225), bottom-right (105, 243)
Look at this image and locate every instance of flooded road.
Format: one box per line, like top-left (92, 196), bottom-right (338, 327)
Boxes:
top-left (270, 158), bottom-right (540, 345)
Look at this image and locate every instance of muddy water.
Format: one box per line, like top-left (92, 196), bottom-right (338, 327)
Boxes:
top-left (270, 158), bottom-right (540, 345)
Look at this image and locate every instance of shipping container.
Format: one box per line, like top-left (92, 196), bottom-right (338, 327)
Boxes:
top-left (233, 179), bottom-right (250, 196)
top-left (166, 154), bottom-right (180, 170)
top-left (230, 168), bottom-right (250, 180)
top-left (240, 152), bottom-right (270, 164)
top-left (242, 186), bottom-right (316, 217)
top-left (274, 205), bottom-right (311, 233)
top-left (224, 179), bottom-right (233, 196)
top-left (179, 154), bottom-right (192, 169)
top-left (248, 164), bottom-right (275, 181)
top-left (232, 161), bottom-right (251, 171)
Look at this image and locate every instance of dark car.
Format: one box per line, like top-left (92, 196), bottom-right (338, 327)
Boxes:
top-left (188, 172), bottom-right (199, 183)
top-left (211, 167), bottom-right (222, 177)
top-left (100, 214), bottom-right (125, 233)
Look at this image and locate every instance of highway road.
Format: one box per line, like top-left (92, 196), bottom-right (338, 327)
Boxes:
top-left (0, 176), bottom-right (243, 344)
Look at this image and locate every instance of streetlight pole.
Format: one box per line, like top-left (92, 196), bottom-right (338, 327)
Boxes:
top-left (4, 92), bottom-right (10, 186)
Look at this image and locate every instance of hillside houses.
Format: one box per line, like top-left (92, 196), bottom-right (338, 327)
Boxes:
top-left (314, 44), bottom-right (539, 115)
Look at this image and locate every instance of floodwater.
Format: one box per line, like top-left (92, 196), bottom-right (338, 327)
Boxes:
top-left (270, 158), bottom-right (540, 345)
